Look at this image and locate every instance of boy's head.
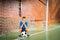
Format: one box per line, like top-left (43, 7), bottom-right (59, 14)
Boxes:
top-left (22, 17), bottom-right (26, 21)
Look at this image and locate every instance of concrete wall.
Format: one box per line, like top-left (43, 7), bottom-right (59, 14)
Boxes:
top-left (0, 0), bottom-right (20, 34)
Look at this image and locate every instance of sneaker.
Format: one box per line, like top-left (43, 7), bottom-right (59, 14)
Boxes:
top-left (27, 34), bottom-right (30, 37)
top-left (19, 35), bottom-right (22, 37)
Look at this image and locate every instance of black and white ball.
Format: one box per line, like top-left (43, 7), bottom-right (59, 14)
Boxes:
top-left (21, 31), bottom-right (27, 37)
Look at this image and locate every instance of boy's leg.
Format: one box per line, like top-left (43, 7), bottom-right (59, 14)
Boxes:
top-left (19, 29), bottom-right (22, 37)
top-left (20, 29), bottom-right (22, 34)
top-left (25, 29), bottom-right (28, 34)
top-left (26, 28), bottom-right (29, 35)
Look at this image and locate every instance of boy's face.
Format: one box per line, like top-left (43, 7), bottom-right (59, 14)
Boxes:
top-left (22, 18), bottom-right (26, 23)
top-left (22, 17), bottom-right (26, 23)
top-left (23, 18), bottom-right (26, 21)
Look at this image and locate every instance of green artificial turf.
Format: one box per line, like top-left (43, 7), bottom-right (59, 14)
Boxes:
top-left (0, 32), bottom-right (19, 40)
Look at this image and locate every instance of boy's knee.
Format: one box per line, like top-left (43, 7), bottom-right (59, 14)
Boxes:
top-left (25, 30), bottom-right (27, 32)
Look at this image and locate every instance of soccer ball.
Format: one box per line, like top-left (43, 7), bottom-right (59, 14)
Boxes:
top-left (21, 31), bottom-right (27, 37)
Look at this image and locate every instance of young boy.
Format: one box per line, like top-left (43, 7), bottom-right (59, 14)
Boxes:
top-left (19, 17), bottom-right (29, 37)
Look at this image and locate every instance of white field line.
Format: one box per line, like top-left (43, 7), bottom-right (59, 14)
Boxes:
top-left (30, 27), bottom-right (60, 37)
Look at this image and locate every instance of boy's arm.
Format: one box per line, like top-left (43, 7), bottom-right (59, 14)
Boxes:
top-left (25, 21), bottom-right (30, 29)
top-left (19, 21), bottom-right (23, 28)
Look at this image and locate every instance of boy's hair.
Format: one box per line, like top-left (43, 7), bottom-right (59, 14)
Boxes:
top-left (22, 17), bottom-right (26, 18)
top-left (22, 17), bottom-right (26, 20)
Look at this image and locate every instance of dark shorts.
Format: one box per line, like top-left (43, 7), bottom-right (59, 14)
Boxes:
top-left (21, 27), bottom-right (26, 32)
